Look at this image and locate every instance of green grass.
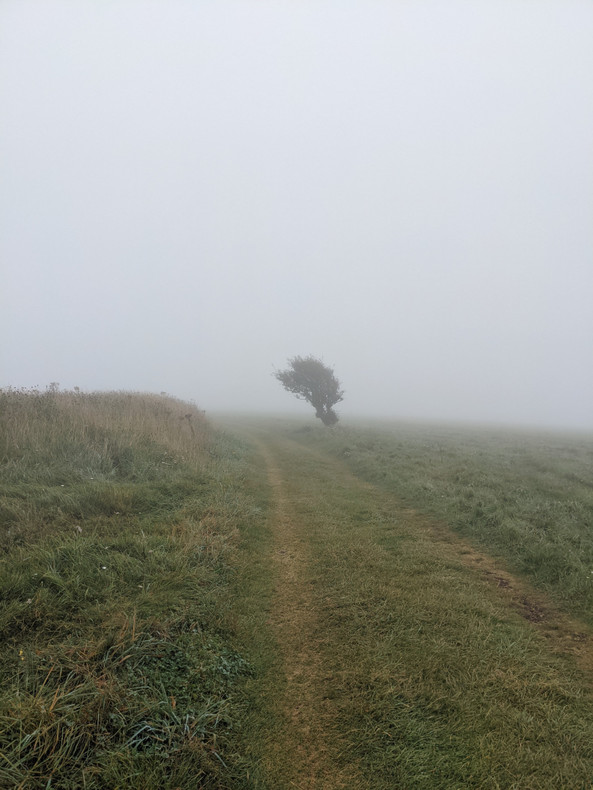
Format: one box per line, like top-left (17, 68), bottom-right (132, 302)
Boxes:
top-left (240, 423), bottom-right (593, 788)
top-left (5, 399), bottom-right (593, 788)
top-left (0, 389), bottom-right (268, 789)
top-left (291, 419), bottom-right (593, 623)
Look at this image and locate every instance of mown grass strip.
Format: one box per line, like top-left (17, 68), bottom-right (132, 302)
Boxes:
top-left (291, 419), bottom-right (593, 624)
top-left (247, 426), bottom-right (593, 789)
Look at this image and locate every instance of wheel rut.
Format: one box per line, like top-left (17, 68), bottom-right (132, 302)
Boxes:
top-left (256, 440), bottom-right (362, 790)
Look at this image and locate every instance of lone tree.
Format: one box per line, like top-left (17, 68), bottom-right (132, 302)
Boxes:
top-left (274, 355), bottom-right (344, 426)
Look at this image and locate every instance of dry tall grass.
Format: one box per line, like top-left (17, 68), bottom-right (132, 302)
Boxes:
top-left (0, 387), bottom-right (211, 482)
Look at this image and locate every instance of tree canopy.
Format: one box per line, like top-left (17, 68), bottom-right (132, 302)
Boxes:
top-left (274, 355), bottom-right (344, 426)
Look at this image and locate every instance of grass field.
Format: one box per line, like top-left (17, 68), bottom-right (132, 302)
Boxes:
top-left (2, 395), bottom-right (593, 788)
top-left (291, 418), bottom-right (593, 623)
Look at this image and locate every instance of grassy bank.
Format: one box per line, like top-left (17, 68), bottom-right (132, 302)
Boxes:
top-left (291, 419), bottom-right (593, 623)
top-left (0, 389), bottom-right (267, 788)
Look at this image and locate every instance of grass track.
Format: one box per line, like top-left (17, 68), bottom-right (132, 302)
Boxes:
top-left (293, 419), bottom-right (593, 624)
top-left (226, 418), bottom-right (593, 789)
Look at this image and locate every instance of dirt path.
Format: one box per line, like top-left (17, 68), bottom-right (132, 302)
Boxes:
top-left (256, 440), bottom-right (362, 789)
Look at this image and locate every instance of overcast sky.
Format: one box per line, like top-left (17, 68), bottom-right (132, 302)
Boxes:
top-left (2, 1), bottom-right (592, 429)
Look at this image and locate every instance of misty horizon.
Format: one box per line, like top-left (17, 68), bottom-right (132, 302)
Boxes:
top-left (2, 2), bottom-right (592, 431)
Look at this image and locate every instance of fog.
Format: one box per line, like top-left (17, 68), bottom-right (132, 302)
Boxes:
top-left (2, 1), bottom-right (592, 429)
